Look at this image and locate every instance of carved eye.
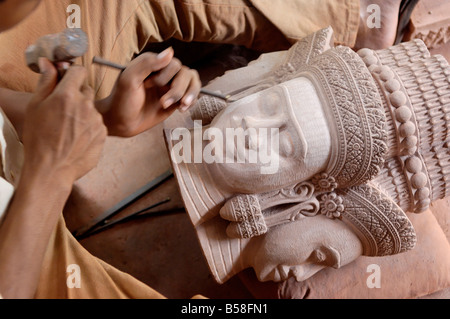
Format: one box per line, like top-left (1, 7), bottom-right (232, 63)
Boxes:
top-left (259, 91), bottom-right (281, 116)
top-left (279, 133), bottom-right (294, 157)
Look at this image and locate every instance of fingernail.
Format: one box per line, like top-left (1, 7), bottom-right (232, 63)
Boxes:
top-left (157, 47), bottom-right (172, 60)
top-left (184, 94), bottom-right (195, 106)
top-left (38, 57), bottom-right (48, 74)
top-left (163, 98), bottom-right (174, 109)
top-left (180, 105), bottom-right (190, 113)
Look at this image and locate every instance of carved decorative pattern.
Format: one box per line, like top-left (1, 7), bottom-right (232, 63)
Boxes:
top-left (337, 184), bottom-right (417, 257)
top-left (361, 50), bottom-right (431, 214)
top-left (221, 194), bottom-right (267, 239)
top-left (262, 181), bottom-right (315, 205)
top-left (319, 192), bottom-right (344, 219)
top-left (304, 47), bottom-right (388, 188)
top-left (221, 182), bottom-right (320, 239)
top-left (190, 96), bottom-right (227, 125)
top-left (220, 182), bottom-right (417, 257)
top-left (272, 27), bottom-right (331, 85)
top-left (358, 43), bottom-right (450, 214)
top-left (359, 39), bottom-right (430, 69)
top-left (312, 172), bottom-right (337, 193)
top-left (415, 26), bottom-right (450, 49)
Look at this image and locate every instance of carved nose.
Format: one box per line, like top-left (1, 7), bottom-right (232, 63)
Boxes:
top-left (231, 115), bottom-right (247, 129)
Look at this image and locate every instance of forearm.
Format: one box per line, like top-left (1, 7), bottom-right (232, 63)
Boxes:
top-left (0, 166), bottom-right (72, 299)
top-left (0, 88), bottom-right (32, 138)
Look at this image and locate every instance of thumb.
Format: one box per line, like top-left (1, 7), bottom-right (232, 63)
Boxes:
top-left (32, 58), bottom-right (58, 103)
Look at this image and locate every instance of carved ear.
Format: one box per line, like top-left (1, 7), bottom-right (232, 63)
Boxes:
top-left (220, 182), bottom-right (320, 239)
top-left (220, 194), bottom-right (261, 222)
top-left (259, 181), bottom-right (316, 209)
top-left (220, 194), bottom-right (268, 239)
top-left (190, 96), bottom-right (228, 125)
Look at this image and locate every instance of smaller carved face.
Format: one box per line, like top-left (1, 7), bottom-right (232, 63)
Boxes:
top-left (251, 215), bottom-right (363, 282)
top-left (206, 77), bottom-right (332, 194)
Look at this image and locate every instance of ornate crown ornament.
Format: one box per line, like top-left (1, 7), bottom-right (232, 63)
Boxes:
top-left (359, 39), bottom-right (450, 214)
top-left (336, 183), bottom-right (416, 257)
top-left (305, 46), bottom-right (388, 189)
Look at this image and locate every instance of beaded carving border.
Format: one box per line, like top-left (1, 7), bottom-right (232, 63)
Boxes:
top-left (359, 49), bottom-right (432, 214)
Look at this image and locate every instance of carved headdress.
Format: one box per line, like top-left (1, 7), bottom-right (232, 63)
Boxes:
top-left (359, 40), bottom-right (450, 215)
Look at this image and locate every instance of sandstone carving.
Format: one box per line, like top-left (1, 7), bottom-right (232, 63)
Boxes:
top-left (164, 27), bottom-right (450, 284)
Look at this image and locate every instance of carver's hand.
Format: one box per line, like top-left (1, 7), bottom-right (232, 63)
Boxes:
top-left (98, 47), bottom-right (201, 137)
top-left (22, 58), bottom-right (107, 184)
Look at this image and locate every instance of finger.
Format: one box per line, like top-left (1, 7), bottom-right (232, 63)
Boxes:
top-left (55, 61), bottom-right (72, 76)
top-left (32, 58), bottom-right (59, 103)
top-left (180, 75), bottom-right (202, 113)
top-left (147, 58), bottom-right (182, 88)
top-left (57, 66), bottom-right (88, 92)
top-left (160, 68), bottom-right (192, 109)
top-left (121, 48), bottom-right (174, 89)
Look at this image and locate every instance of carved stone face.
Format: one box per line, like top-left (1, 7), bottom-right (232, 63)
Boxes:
top-left (250, 214), bottom-right (363, 282)
top-left (206, 77), bottom-right (332, 194)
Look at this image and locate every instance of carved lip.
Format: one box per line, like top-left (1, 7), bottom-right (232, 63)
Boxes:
top-left (270, 265), bottom-right (300, 282)
top-left (273, 264), bottom-right (324, 282)
top-left (277, 265), bottom-right (290, 282)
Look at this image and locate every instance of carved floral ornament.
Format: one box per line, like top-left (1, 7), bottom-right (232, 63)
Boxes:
top-left (319, 193), bottom-right (344, 219)
top-left (311, 173), bottom-right (337, 193)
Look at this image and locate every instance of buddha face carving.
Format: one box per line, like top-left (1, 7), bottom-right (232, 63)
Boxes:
top-left (205, 77), bottom-right (332, 194)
